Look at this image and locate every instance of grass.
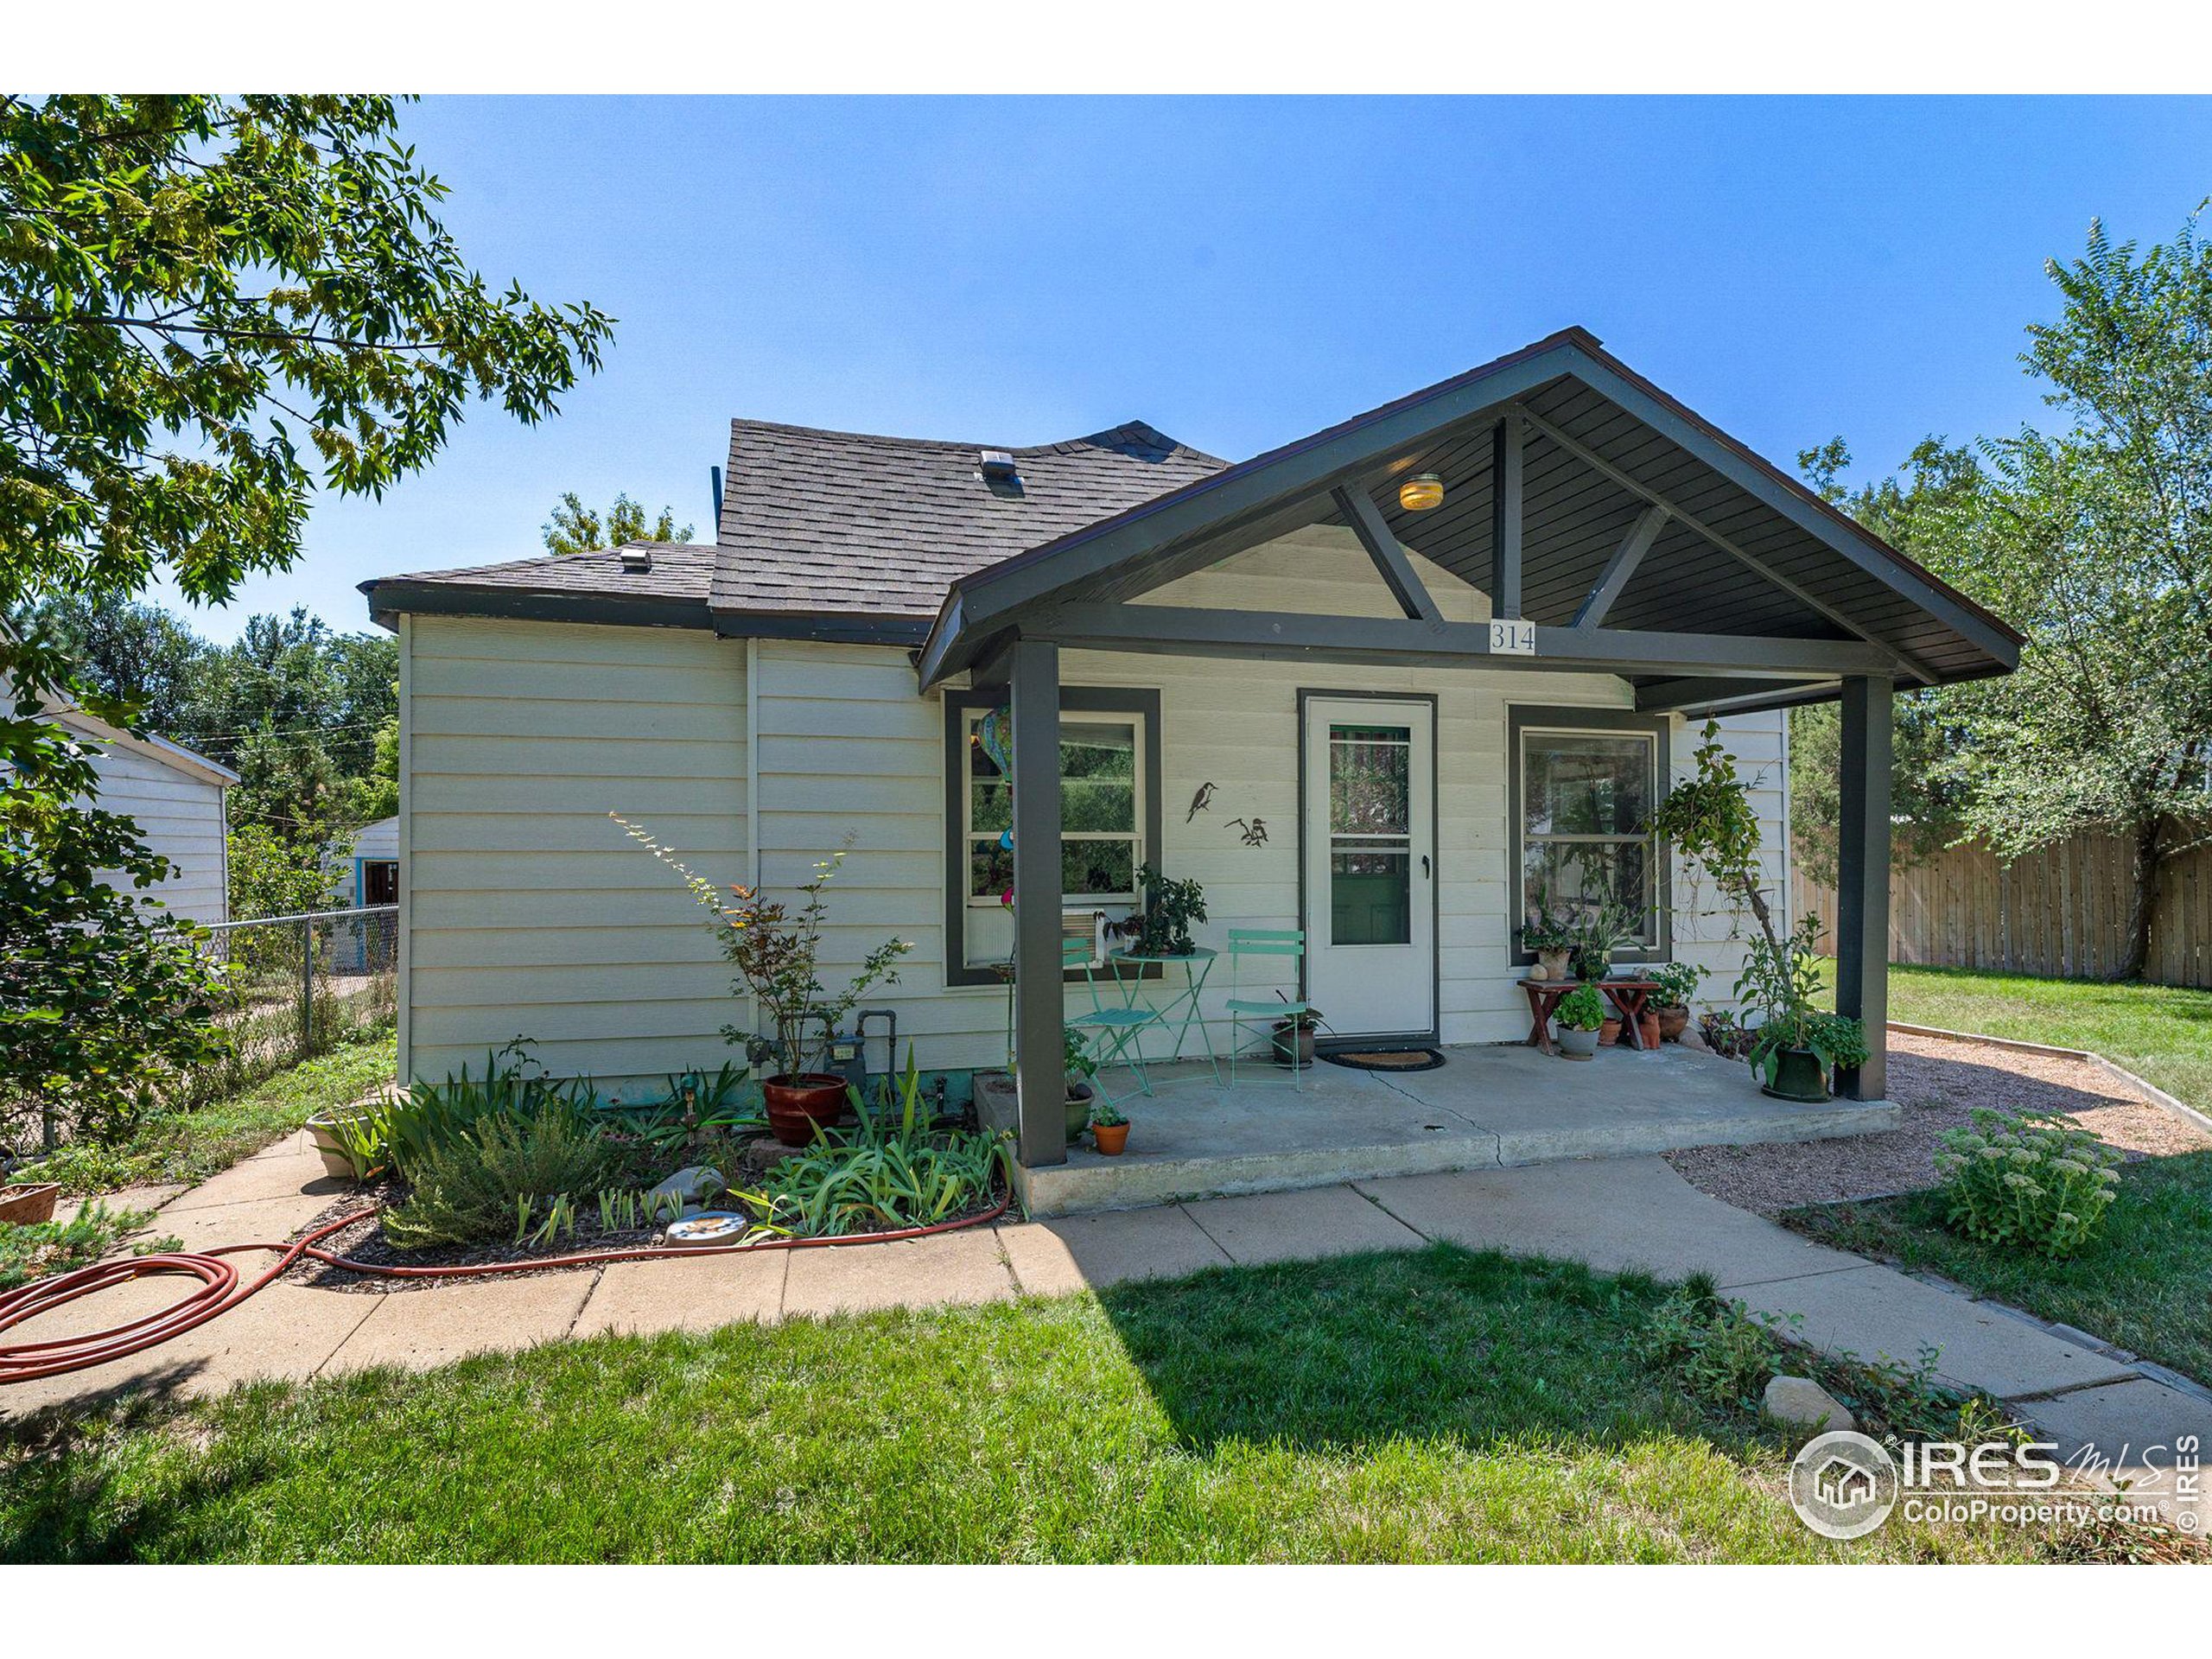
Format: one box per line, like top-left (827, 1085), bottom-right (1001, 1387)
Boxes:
top-left (0, 1201), bottom-right (168, 1291)
top-left (1819, 957), bottom-right (2212, 1116)
top-left (0, 1245), bottom-right (2082, 1564)
top-left (18, 1028), bottom-right (397, 1197)
top-left (1787, 1150), bottom-right (2212, 1387)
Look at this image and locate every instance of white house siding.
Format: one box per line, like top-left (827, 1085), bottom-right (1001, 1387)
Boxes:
top-left (76, 732), bottom-right (231, 925)
top-left (397, 530), bottom-right (1788, 1084)
top-left (401, 616), bottom-right (750, 1088)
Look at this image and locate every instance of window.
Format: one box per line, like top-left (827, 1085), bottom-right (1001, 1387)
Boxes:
top-left (1327, 723), bottom-right (1413, 945)
top-left (942, 687), bottom-right (1163, 985)
top-left (1509, 707), bottom-right (1669, 959)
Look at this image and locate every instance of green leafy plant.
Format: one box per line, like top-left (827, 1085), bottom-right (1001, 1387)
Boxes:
top-left (388, 1043), bottom-right (584, 1180)
top-left (1087, 1097), bottom-right (1128, 1129)
top-left (617, 820), bottom-right (912, 1079)
top-left (1736, 915), bottom-right (1868, 1089)
top-left (1933, 1108), bottom-right (2121, 1258)
top-left (1123, 862), bottom-right (1208, 957)
top-left (0, 1199), bottom-right (154, 1290)
top-left (1649, 961), bottom-right (1707, 1009)
top-left (1641, 1273), bottom-right (1796, 1411)
top-left (1646, 720), bottom-right (1781, 957)
top-left (1517, 897), bottom-right (1578, 956)
top-left (1569, 898), bottom-right (1644, 979)
top-left (325, 1101), bottom-right (392, 1182)
top-left (1554, 984), bottom-right (1607, 1033)
top-left (744, 1049), bottom-right (1013, 1237)
top-left (1063, 1027), bottom-right (1097, 1086)
top-left (382, 1098), bottom-right (616, 1250)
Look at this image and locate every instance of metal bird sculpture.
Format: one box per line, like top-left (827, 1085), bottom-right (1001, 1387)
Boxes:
top-left (1185, 781), bottom-right (1217, 823)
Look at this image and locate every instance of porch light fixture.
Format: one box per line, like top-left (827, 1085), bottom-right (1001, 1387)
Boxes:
top-left (1398, 474), bottom-right (1445, 512)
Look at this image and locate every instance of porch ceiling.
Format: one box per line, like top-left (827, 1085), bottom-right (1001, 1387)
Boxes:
top-left (916, 328), bottom-right (2024, 703)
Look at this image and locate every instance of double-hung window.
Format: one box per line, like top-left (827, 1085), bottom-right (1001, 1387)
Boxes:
top-left (943, 687), bottom-right (1162, 983)
top-left (1510, 707), bottom-right (1669, 961)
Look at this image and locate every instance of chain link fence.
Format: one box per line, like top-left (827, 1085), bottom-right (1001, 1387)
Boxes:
top-left (187, 905), bottom-right (399, 1106)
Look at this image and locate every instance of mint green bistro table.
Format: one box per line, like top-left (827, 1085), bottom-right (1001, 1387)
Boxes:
top-left (1105, 946), bottom-right (1222, 1084)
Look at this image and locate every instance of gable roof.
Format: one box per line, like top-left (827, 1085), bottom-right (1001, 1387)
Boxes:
top-left (917, 327), bottom-right (2024, 691)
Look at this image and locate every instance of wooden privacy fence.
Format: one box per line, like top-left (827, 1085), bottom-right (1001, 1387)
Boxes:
top-left (1794, 819), bottom-right (2212, 988)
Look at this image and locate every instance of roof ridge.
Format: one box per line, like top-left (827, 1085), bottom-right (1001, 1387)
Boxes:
top-left (726, 413), bottom-right (1219, 464)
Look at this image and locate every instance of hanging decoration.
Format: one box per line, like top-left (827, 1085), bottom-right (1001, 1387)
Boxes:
top-left (977, 706), bottom-right (1016, 906)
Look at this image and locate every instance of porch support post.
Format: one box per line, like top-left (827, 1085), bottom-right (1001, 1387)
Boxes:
top-left (1491, 416), bottom-right (1523, 620)
top-left (1834, 673), bottom-right (1892, 1100)
top-left (1008, 638), bottom-right (1066, 1166)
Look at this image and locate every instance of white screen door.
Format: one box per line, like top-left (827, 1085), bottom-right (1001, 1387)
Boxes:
top-left (1301, 697), bottom-right (1435, 1040)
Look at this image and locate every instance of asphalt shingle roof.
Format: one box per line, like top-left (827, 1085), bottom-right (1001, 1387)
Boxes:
top-left (709, 418), bottom-right (1228, 623)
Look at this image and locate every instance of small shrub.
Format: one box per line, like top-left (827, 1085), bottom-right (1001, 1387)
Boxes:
top-left (1933, 1107), bottom-right (2120, 1258)
top-left (0, 1201), bottom-right (153, 1290)
top-left (383, 1100), bottom-right (617, 1250)
top-left (1640, 1272), bottom-right (1793, 1409)
top-left (1554, 984), bottom-right (1607, 1033)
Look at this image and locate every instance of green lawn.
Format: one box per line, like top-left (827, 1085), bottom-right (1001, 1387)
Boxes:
top-left (19, 1028), bottom-right (397, 1196)
top-left (1820, 958), bottom-right (2212, 1116)
top-left (1788, 1150), bottom-right (2212, 1388)
top-left (1, 1246), bottom-right (2073, 1564)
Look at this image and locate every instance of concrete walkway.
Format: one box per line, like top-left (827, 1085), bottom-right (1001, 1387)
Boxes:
top-left (5, 1141), bottom-right (2202, 1527)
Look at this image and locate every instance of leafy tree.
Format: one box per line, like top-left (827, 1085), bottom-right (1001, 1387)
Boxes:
top-left (2, 94), bottom-right (608, 1138)
top-left (12, 594), bottom-right (204, 733)
top-left (543, 492), bottom-right (693, 555)
top-left (226, 823), bottom-right (337, 924)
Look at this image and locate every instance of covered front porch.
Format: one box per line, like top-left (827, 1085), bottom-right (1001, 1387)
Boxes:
top-left (994, 1040), bottom-right (1900, 1216)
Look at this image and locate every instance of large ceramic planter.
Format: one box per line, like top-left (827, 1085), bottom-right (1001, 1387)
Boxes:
top-left (1761, 1046), bottom-right (1831, 1103)
top-left (1556, 1026), bottom-right (1601, 1061)
top-left (307, 1109), bottom-right (383, 1181)
top-left (0, 1182), bottom-right (60, 1226)
top-left (1064, 1083), bottom-right (1095, 1147)
top-left (1656, 1006), bottom-right (1690, 1043)
top-left (1272, 1027), bottom-right (1317, 1069)
top-left (764, 1073), bottom-right (852, 1147)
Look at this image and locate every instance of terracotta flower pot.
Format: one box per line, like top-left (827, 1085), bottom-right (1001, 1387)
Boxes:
top-left (1599, 1016), bottom-right (1623, 1046)
top-left (1091, 1122), bottom-right (1129, 1155)
top-left (1637, 1012), bottom-right (1661, 1049)
top-left (763, 1073), bottom-right (852, 1147)
top-left (1656, 1006), bottom-right (1689, 1043)
top-left (0, 1182), bottom-right (60, 1226)
top-left (1272, 1027), bottom-right (1317, 1068)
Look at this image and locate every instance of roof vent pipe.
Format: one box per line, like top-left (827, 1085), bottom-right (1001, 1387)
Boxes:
top-left (979, 449), bottom-right (1019, 482)
top-left (710, 464), bottom-right (724, 524)
top-left (619, 544), bottom-right (653, 574)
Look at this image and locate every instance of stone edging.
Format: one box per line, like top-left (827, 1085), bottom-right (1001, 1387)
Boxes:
top-left (1886, 1019), bottom-right (2212, 1139)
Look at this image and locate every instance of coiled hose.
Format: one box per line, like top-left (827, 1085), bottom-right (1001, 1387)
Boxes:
top-left (0, 1185), bottom-right (1013, 1386)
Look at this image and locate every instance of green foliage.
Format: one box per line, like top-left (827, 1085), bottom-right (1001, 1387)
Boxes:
top-left (1086, 1096), bottom-right (1127, 1129)
top-left (1736, 915), bottom-right (1866, 1088)
top-left (1063, 1027), bottom-right (1097, 1081)
top-left (1554, 984), bottom-right (1607, 1033)
top-left (1568, 896), bottom-right (1642, 978)
top-left (1645, 719), bottom-right (1777, 952)
top-left (0, 1199), bottom-right (155, 1290)
top-left (1649, 961), bottom-right (1706, 1008)
top-left (543, 492), bottom-right (691, 556)
top-left (1640, 1274), bottom-right (1792, 1411)
top-left (1126, 861), bottom-right (1207, 957)
top-left (747, 1051), bottom-right (1011, 1237)
top-left (226, 823), bottom-right (331, 923)
top-left (617, 818), bottom-right (912, 1078)
top-left (387, 1045), bottom-right (580, 1181)
top-left (383, 1098), bottom-right (616, 1251)
top-left (324, 1100), bottom-right (392, 1183)
top-left (1933, 1108), bottom-right (2121, 1259)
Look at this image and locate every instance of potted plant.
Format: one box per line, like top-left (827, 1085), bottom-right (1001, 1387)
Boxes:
top-left (0, 1168), bottom-right (60, 1226)
top-left (1063, 1027), bottom-right (1099, 1144)
top-left (1738, 915), bottom-right (1869, 1102)
top-left (622, 820), bottom-right (913, 1146)
top-left (1570, 898), bottom-right (1643, 981)
top-left (1122, 862), bottom-right (1208, 957)
top-left (1271, 1006), bottom-right (1325, 1069)
top-left (1649, 961), bottom-right (1706, 1043)
top-left (1518, 910), bottom-right (1577, 982)
top-left (308, 1099), bottom-right (392, 1181)
top-left (1553, 983), bottom-right (1607, 1060)
top-left (1087, 1098), bottom-right (1129, 1155)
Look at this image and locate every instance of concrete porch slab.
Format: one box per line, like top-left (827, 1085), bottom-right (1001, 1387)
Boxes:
top-left (1019, 1041), bottom-right (1897, 1216)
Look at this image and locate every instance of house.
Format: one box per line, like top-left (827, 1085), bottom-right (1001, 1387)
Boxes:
top-left (330, 816), bottom-right (400, 910)
top-left (360, 327), bottom-right (2021, 1196)
top-left (3, 620), bottom-right (237, 926)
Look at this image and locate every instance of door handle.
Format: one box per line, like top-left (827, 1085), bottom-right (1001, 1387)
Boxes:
top-left (1421, 855), bottom-right (1431, 879)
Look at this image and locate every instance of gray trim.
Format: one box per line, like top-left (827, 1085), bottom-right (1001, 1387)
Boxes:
top-left (1834, 675), bottom-right (1893, 1100)
top-left (1009, 641), bottom-right (1065, 1168)
top-left (939, 684), bottom-right (1165, 991)
top-left (360, 579), bottom-right (714, 634)
top-left (1025, 604), bottom-right (1901, 679)
top-left (1332, 486), bottom-right (1440, 623)
top-left (1634, 676), bottom-right (1836, 715)
top-left (1506, 704), bottom-right (1674, 969)
top-left (712, 609), bottom-right (933, 646)
top-left (1295, 689), bottom-right (1442, 1049)
top-left (1573, 504), bottom-right (1669, 630)
top-left (1491, 416), bottom-right (1523, 620)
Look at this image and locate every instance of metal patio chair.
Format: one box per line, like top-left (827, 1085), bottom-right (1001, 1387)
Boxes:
top-left (1224, 928), bottom-right (1311, 1090)
top-left (1065, 936), bottom-right (1165, 1108)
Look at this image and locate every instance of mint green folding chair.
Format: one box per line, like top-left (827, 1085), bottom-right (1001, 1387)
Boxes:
top-left (1065, 937), bottom-right (1165, 1107)
top-left (1225, 928), bottom-right (1310, 1090)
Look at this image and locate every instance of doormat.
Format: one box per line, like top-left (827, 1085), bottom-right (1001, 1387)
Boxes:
top-left (1324, 1048), bottom-right (1446, 1072)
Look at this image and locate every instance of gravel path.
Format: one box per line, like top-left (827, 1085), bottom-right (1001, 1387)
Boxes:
top-left (1665, 1032), bottom-right (2212, 1215)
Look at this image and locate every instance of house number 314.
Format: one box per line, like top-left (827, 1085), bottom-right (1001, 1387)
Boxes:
top-left (1489, 619), bottom-right (1535, 655)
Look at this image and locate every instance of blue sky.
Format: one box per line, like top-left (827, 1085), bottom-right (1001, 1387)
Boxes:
top-left (167, 95), bottom-right (2212, 640)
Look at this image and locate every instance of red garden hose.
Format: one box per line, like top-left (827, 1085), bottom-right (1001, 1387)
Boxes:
top-left (0, 1185), bottom-right (1014, 1387)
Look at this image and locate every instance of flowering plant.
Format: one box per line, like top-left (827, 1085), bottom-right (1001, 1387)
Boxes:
top-left (1934, 1107), bottom-right (2120, 1258)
